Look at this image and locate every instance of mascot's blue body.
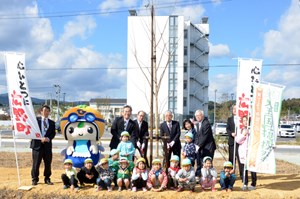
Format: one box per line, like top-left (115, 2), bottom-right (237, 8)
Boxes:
top-left (60, 105), bottom-right (105, 168)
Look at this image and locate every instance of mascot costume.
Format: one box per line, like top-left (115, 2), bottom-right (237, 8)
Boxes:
top-left (60, 105), bottom-right (105, 168)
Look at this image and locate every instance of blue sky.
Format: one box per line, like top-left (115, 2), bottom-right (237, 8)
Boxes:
top-left (0, 0), bottom-right (299, 103)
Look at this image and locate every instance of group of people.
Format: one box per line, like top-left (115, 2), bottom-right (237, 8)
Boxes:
top-left (108, 105), bottom-right (217, 183)
top-left (61, 148), bottom-right (236, 193)
top-left (29, 104), bottom-right (256, 193)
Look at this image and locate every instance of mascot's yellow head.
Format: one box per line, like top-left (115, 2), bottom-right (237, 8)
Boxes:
top-left (60, 105), bottom-right (105, 141)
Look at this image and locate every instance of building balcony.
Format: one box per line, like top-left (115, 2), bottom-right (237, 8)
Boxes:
top-left (189, 94), bottom-right (203, 103)
top-left (190, 42), bottom-right (209, 54)
top-left (190, 51), bottom-right (209, 63)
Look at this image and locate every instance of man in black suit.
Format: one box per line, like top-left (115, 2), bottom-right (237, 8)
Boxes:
top-left (160, 110), bottom-right (181, 170)
top-left (194, 109), bottom-right (216, 176)
top-left (31, 105), bottom-right (56, 185)
top-left (227, 104), bottom-right (242, 178)
top-left (134, 110), bottom-right (149, 167)
top-left (109, 105), bottom-right (137, 151)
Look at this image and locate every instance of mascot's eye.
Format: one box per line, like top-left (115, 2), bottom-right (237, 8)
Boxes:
top-left (88, 127), bottom-right (93, 134)
top-left (68, 127), bottom-right (74, 134)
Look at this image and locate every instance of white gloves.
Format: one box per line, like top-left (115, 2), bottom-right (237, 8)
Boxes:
top-left (137, 141), bottom-right (141, 148)
top-left (168, 141), bottom-right (175, 148)
top-left (141, 143), bottom-right (145, 149)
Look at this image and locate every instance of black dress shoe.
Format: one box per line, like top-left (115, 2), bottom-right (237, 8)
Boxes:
top-left (32, 181), bottom-right (37, 186)
top-left (45, 180), bottom-right (54, 185)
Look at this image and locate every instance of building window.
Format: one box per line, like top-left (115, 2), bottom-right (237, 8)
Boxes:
top-left (184, 46), bottom-right (188, 56)
top-left (183, 97), bottom-right (187, 107)
top-left (183, 80), bottom-right (187, 90)
top-left (184, 29), bottom-right (188, 39)
top-left (169, 100), bottom-right (174, 108)
top-left (170, 16), bottom-right (178, 26)
top-left (184, 63), bottom-right (187, 73)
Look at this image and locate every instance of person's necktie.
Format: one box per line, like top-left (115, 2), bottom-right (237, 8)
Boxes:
top-left (168, 123), bottom-right (172, 131)
top-left (124, 121), bottom-right (127, 130)
top-left (43, 118), bottom-right (47, 136)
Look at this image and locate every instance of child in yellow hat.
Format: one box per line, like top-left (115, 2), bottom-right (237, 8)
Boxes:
top-left (131, 157), bottom-right (148, 192)
top-left (77, 158), bottom-right (99, 187)
top-left (147, 159), bottom-right (167, 192)
top-left (95, 158), bottom-right (114, 192)
top-left (220, 161), bottom-right (236, 192)
top-left (61, 159), bottom-right (79, 191)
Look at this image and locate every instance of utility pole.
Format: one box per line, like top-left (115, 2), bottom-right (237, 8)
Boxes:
top-left (214, 89), bottom-right (217, 133)
top-left (45, 94), bottom-right (47, 105)
top-left (49, 93), bottom-right (52, 113)
top-left (54, 84), bottom-right (61, 121)
top-left (63, 93), bottom-right (66, 106)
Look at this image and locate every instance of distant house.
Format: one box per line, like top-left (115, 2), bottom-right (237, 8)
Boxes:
top-left (89, 98), bottom-right (127, 122)
top-left (0, 107), bottom-right (9, 116)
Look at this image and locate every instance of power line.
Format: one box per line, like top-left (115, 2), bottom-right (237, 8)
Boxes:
top-left (0, 0), bottom-right (232, 20)
top-left (0, 63), bottom-right (299, 72)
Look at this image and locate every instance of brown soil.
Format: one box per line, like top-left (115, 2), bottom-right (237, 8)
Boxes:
top-left (0, 152), bottom-right (300, 199)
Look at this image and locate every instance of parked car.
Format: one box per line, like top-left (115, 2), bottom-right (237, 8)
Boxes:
top-left (295, 123), bottom-right (300, 132)
top-left (215, 123), bottom-right (227, 136)
top-left (55, 120), bottom-right (61, 134)
top-left (278, 124), bottom-right (295, 138)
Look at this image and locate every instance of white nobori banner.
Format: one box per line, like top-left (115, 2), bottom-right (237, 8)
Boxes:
top-left (247, 82), bottom-right (285, 174)
top-left (236, 59), bottom-right (262, 131)
top-left (4, 52), bottom-right (42, 139)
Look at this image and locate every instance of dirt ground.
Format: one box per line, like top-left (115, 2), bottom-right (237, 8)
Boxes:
top-left (0, 152), bottom-right (300, 199)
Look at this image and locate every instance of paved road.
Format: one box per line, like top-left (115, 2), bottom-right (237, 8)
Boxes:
top-left (1, 136), bottom-right (300, 166)
top-left (274, 145), bottom-right (300, 165)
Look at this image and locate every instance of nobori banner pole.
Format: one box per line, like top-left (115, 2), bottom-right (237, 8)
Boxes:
top-left (12, 130), bottom-right (21, 186)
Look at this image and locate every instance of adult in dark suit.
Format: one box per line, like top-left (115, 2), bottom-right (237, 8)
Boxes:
top-left (109, 105), bottom-right (137, 151)
top-left (227, 104), bottom-right (242, 179)
top-left (160, 110), bottom-right (181, 170)
top-left (133, 110), bottom-right (149, 167)
top-left (31, 105), bottom-right (56, 185)
top-left (194, 109), bottom-right (216, 176)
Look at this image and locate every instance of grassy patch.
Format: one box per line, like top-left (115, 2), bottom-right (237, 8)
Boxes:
top-left (276, 137), bottom-right (300, 145)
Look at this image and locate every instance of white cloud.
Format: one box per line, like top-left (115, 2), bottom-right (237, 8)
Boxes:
top-left (282, 86), bottom-right (300, 99)
top-left (211, 0), bottom-right (222, 5)
top-left (263, 0), bottom-right (300, 61)
top-left (261, 69), bottom-right (299, 100)
top-left (0, 1), bottom-right (127, 101)
top-left (262, 0), bottom-right (300, 99)
top-left (209, 73), bottom-right (236, 102)
top-left (62, 16), bottom-right (96, 40)
top-left (99, 0), bottom-right (138, 11)
top-left (30, 19), bottom-right (54, 46)
top-left (132, 1), bottom-right (205, 23)
top-left (209, 43), bottom-right (231, 58)
top-left (0, 1), bottom-right (53, 55)
top-left (170, 5), bottom-right (205, 22)
top-left (32, 14), bottom-right (127, 100)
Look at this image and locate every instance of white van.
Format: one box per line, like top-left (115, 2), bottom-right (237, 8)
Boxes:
top-left (215, 123), bottom-right (227, 136)
top-left (278, 124), bottom-right (295, 138)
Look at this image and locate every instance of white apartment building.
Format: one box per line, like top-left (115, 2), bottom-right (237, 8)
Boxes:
top-left (127, 15), bottom-right (209, 121)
